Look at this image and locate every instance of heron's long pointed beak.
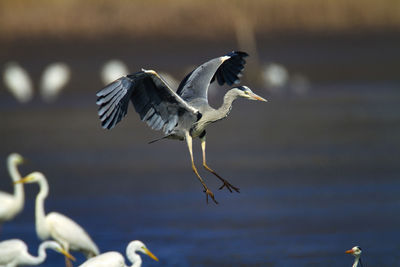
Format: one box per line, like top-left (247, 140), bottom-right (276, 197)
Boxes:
top-left (57, 248), bottom-right (76, 261)
top-left (250, 92), bottom-right (267, 102)
top-left (13, 175), bottom-right (34, 185)
top-left (345, 249), bottom-right (354, 254)
top-left (143, 247), bottom-right (159, 261)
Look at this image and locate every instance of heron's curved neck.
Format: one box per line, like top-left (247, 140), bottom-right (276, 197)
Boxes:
top-left (128, 252), bottom-right (142, 267)
top-left (35, 177), bottom-right (50, 240)
top-left (7, 160), bottom-right (24, 209)
top-left (214, 89), bottom-right (239, 121)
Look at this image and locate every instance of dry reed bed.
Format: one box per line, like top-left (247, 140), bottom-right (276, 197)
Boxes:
top-left (0, 0), bottom-right (399, 40)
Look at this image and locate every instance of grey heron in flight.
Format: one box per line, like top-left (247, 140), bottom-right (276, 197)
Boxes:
top-left (96, 51), bottom-right (267, 204)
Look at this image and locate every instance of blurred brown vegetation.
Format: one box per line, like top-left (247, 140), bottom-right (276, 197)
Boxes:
top-left (0, 0), bottom-right (399, 41)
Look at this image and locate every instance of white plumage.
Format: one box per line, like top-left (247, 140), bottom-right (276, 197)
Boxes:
top-left (15, 172), bottom-right (99, 260)
top-left (79, 240), bottom-right (158, 267)
top-left (39, 62), bottom-right (71, 102)
top-left (2, 62), bottom-right (34, 103)
top-left (0, 239), bottom-right (74, 267)
top-left (261, 62), bottom-right (289, 92)
top-left (101, 60), bottom-right (129, 85)
top-left (0, 153), bottom-right (25, 225)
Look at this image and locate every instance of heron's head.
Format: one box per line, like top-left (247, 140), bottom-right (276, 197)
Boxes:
top-left (235, 86), bottom-right (267, 102)
top-left (345, 246), bottom-right (362, 257)
top-left (14, 171), bottom-right (45, 185)
top-left (127, 240), bottom-right (159, 262)
top-left (8, 153), bottom-right (25, 166)
top-left (44, 241), bottom-right (76, 261)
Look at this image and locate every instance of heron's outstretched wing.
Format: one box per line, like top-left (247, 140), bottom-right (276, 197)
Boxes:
top-left (210, 51), bottom-right (248, 86)
top-left (176, 51), bottom-right (248, 102)
top-left (96, 70), bottom-right (199, 133)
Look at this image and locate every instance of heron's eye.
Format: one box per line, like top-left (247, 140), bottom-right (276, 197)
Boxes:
top-left (244, 91), bottom-right (249, 95)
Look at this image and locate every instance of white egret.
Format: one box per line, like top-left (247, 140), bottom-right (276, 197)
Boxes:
top-left (79, 240), bottom-right (158, 267)
top-left (2, 62), bottom-right (34, 103)
top-left (0, 153), bottom-right (25, 227)
top-left (101, 60), bottom-right (129, 85)
top-left (0, 239), bottom-right (75, 267)
top-left (40, 62), bottom-right (71, 102)
top-left (345, 246), bottom-right (363, 267)
top-left (15, 172), bottom-right (99, 262)
top-left (261, 62), bottom-right (289, 94)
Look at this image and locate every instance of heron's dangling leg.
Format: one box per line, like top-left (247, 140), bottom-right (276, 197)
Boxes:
top-left (201, 135), bottom-right (240, 193)
top-left (185, 132), bottom-right (218, 204)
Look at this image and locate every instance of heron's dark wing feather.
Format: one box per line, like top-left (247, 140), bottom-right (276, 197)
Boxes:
top-left (97, 77), bottom-right (133, 129)
top-left (210, 51), bottom-right (248, 86)
top-left (177, 51), bottom-right (248, 102)
top-left (96, 71), bottom-right (199, 133)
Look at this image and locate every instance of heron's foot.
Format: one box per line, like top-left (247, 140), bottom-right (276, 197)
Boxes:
top-left (203, 164), bottom-right (240, 193)
top-left (204, 188), bottom-right (218, 204)
top-left (218, 179), bottom-right (240, 193)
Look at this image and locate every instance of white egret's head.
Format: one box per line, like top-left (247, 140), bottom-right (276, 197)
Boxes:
top-left (345, 246), bottom-right (362, 257)
top-left (14, 172), bottom-right (45, 185)
top-left (235, 86), bottom-right (267, 102)
top-left (127, 240), bottom-right (159, 262)
top-left (43, 241), bottom-right (76, 261)
top-left (8, 153), bottom-right (24, 166)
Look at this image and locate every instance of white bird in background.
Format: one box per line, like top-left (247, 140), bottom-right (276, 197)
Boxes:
top-left (261, 62), bottom-right (289, 94)
top-left (101, 60), bottom-right (129, 85)
top-left (2, 62), bottom-right (34, 103)
top-left (15, 172), bottom-right (99, 265)
top-left (39, 62), bottom-right (71, 102)
top-left (79, 240), bottom-right (158, 267)
top-left (0, 153), bottom-right (25, 227)
top-left (346, 246), bottom-right (363, 267)
top-left (0, 239), bottom-right (75, 267)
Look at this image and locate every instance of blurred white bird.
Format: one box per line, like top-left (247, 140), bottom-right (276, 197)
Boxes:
top-left (0, 239), bottom-right (75, 267)
top-left (39, 62), bottom-right (71, 102)
top-left (346, 246), bottom-right (363, 267)
top-left (0, 153), bottom-right (25, 227)
top-left (15, 172), bottom-right (99, 265)
top-left (101, 60), bottom-right (129, 85)
top-left (2, 62), bottom-right (34, 103)
top-left (261, 63), bottom-right (289, 94)
top-left (79, 240), bottom-right (158, 267)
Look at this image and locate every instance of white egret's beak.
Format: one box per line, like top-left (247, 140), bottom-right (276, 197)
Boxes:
top-left (143, 247), bottom-right (159, 261)
top-left (57, 248), bottom-right (76, 261)
top-left (249, 92), bottom-right (267, 102)
top-left (13, 174), bottom-right (34, 185)
top-left (345, 249), bottom-right (354, 254)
